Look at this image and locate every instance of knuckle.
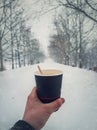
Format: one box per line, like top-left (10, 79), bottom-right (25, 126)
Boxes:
top-left (27, 94), bottom-right (32, 100)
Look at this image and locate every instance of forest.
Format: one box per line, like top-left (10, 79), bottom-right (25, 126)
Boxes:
top-left (0, 0), bottom-right (97, 71)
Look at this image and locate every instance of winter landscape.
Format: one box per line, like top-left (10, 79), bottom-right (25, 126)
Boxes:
top-left (0, 62), bottom-right (97, 130)
top-left (0, 0), bottom-right (97, 130)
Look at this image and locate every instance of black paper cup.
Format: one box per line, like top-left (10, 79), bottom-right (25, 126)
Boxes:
top-left (34, 69), bottom-right (63, 103)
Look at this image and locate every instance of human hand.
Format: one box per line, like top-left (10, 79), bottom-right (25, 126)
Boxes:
top-left (23, 87), bottom-right (65, 130)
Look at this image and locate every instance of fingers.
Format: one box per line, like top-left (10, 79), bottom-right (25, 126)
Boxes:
top-left (29, 87), bottom-right (65, 112)
top-left (46, 98), bottom-right (65, 113)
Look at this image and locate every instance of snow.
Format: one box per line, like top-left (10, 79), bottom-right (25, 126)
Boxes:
top-left (0, 62), bottom-right (97, 130)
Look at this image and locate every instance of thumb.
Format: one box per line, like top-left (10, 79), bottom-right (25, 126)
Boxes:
top-left (46, 98), bottom-right (65, 113)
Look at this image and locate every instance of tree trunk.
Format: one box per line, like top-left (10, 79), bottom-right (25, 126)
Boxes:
top-left (17, 48), bottom-right (21, 68)
top-left (0, 39), bottom-right (4, 71)
top-left (78, 0), bottom-right (83, 68)
top-left (23, 45), bottom-right (26, 66)
top-left (10, 1), bottom-right (14, 69)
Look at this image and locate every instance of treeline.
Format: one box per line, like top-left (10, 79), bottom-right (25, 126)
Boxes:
top-left (0, 0), bottom-right (45, 71)
top-left (48, 0), bottom-right (97, 69)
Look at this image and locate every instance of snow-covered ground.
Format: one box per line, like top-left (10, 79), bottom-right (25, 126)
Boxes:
top-left (0, 63), bottom-right (97, 130)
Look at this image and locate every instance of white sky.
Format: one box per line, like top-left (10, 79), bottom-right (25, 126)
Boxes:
top-left (31, 14), bottom-right (54, 56)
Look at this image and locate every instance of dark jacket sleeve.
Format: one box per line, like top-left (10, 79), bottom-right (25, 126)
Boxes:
top-left (10, 120), bottom-right (35, 130)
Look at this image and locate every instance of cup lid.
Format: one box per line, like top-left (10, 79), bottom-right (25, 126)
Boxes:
top-left (34, 69), bottom-right (63, 76)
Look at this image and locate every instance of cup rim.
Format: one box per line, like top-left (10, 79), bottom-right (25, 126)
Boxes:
top-left (34, 69), bottom-right (63, 76)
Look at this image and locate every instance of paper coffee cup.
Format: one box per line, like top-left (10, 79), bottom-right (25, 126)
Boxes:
top-left (34, 69), bottom-right (63, 103)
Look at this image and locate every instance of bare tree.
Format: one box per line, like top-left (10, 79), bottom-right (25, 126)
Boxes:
top-left (57, 0), bottom-right (97, 23)
top-left (0, 0), bottom-right (8, 71)
top-left (0, 0), bottom-right (45, 71)
top-left (49, 12), bottom-right (72, 65)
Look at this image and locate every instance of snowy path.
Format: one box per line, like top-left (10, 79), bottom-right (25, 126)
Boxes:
top-left (0, 63), bottom-right (97, 130)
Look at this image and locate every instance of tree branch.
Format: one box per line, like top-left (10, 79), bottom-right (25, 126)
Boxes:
top-left (35, 5), bottom-right (60, 18)
top-left (58, 0), bottom-right (97, 23)
top-left (0, 1), bottom-right (11, 9)
top-left (85, 0), bottom-right (97, 12)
